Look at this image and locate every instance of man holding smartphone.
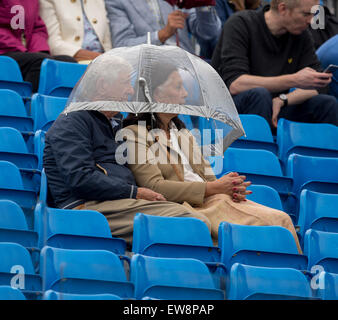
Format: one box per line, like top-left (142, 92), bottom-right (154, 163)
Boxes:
top-left (212, 0), bottom-right (338, 129)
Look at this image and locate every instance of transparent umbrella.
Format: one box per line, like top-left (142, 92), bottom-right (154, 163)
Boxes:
top-left (64, 44), bottom-right (245, 155)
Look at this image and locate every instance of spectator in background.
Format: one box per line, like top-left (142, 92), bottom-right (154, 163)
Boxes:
top-left (39, 0), bottom-right (112, 63)
top-left (211, 0), bottom-right (338, 130)
top-left (105, 0), bottom-right (221, 56)
top-left (0, 0), bottom-right (76, 92)
top-left (316, 34), bottom-right (338, 100)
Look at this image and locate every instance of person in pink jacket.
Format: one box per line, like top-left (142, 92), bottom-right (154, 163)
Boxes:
top-left (0, 0), bottom-right (76, 92)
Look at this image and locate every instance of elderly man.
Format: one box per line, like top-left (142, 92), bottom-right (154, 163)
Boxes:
top-left (212, 0), bottom-right (338, 129)
top-left (43, 54), bottom-right (210, 245)
top-left (104, 0), bottom-right (221, 55)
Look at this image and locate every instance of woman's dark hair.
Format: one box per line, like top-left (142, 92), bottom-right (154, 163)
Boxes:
top-left (123, 112), bottom-right (186, 130)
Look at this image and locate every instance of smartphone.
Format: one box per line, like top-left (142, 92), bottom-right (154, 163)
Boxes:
top-left (324, 64), bottom-right (338, 73)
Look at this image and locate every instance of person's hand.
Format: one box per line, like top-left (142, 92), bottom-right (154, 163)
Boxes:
top-left (272, 96), bottom-right (284, 128)
top-left (158, 10), bottom-right (188, 43)
top-left (293, 67), bottom-right (332, 90)
top-left (74, 49), bottom-right (101, 62)
top-left (136, 187), bottom-right (166, 201)
top-left (206, 172), bottom-right (252, 202)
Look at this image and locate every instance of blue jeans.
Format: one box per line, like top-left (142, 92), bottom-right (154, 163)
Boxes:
top-left (232, 87), bottom-right (338, 127)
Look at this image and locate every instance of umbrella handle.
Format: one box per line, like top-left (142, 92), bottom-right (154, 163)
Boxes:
top-left (138, 77), bottom-right (153, 103)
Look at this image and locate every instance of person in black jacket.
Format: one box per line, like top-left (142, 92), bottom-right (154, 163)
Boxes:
top-left (211, 0), bottom-right (338, 130)
top-left (43, 55), bottom-right (211, 246)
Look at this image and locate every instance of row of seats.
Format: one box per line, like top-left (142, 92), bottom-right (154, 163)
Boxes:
top-left (1, 238), bottom-right (337, 300)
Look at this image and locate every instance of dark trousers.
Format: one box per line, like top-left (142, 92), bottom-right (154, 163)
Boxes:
top-left (232, 87), bottom-right (338, 129)
top-left (2, 51), bottom-right (77, 92)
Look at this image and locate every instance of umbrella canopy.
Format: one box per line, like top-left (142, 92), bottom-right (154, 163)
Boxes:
top-left (64, 44), bottom-right (245, 154)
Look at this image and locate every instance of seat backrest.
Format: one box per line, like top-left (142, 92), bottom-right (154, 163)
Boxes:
top-left (0, 242), bottom-right (35, 274)
top-left (246, 185), bottom-right (283, 211)
top-left (43, 290), bottom-right (122, 300)
top-left (40, 246), bottom-right (128, 291)
top-left (0, 161), bottom-right (24, 189)
top-left (318, 272), bottom-right (338, 300)
top-left (304, 229), bottom-right (338, 272)
top-left (132, 213), bottom-right (213, 253)
top-left (223, 147), bottom-right (283, 177)
top-left (228, 263), bottom-right (314, 300)
top-left (0, 200), bottom-right (28, 230)
top-left (38, 59), bottom-right (87, 97)
top-left (0, 286), bottom-right (26, 300)
top-left (287, 154), bottom-right (338, 195)
top-left (298, 190), bottom-right (338, 238)
top-left (277, 119), bottom-right (338, 163)
top-left (131, 254), bottom-right (223, 300)
top-left (239, 114), bottom-right (274, 143)
top-left (31, 94), bottom-right (68, 131)
top-left (0, 89), bottom-right (28, 117)
top-left (0, 127), bottom-right (28, 154)
top-left (218, 222), bottom-right (300, 266)
top-left (0, 56), bottom-right (23, 82)
top-left (178, 114), bottom-right (194, 131)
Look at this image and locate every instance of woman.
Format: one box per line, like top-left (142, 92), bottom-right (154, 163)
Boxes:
top-left (0, 0), bottom-right (76, 92)
top-left (123, 63), bottom-right (302, 253)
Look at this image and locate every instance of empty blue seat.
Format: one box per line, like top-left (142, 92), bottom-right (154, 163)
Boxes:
top-left (304, 229), bottom-right (338, 273)
top-left (287, 154), bottom-right (338, 197)
top-left (31, 94), bottom-right (67, 131)
top-left (246, 184), bottom-right (283, 211)
top-left (34, 202), bottom-right (126, 255)
top-left (0, 127), bottom-right (39, 170)
top-left (0, 286), bottom-right (26, 300)
top-left (132, 213), bottom-right (220, 263)
top-left (228, 263), bottom-right (315, 300)
top-left (218, 222), bottom-right (307, 271)
top-left (0, 56), bottom-right (32, 98)
top-left (40, 246), bottom-right (134, 297)
top-left (38, 59), bottom-right (87, 97)
top-left (277, 119), bottom-right (338, 169)
top-left (131, 254), bottom-right (224, 300)
top-left (43, 290), bottom-right (122, 300)
top-left (317, 272), bottom-right (338, 300)
top-left (0, 200), bottom-right (38, 249)
top-left (231, 115), bottom-right (277, 154)
top-left (0, 242), bottom-right (42, 299)
top-left (0, 90), bottom-right (33, 131)
top-left (298, 190), bottom-right (338, 242)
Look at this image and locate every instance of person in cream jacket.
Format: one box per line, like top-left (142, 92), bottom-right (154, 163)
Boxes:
top-left (39, 0), bottom-right (112, 62)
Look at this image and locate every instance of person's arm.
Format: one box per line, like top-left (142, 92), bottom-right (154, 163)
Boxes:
top-left (39, 0), bottom-right (82, 57)
top-left (29, 7), bottom-right (50, 53)
top-left (47, 113), bottom-right (138, 201)
top-left (187, 6), bottom-right (222, 42)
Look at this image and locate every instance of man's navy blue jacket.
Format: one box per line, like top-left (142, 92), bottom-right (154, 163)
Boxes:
top-left (43, 110), bottom-right (138, 209)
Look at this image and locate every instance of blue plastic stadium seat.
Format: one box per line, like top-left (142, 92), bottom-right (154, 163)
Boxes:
top-left (228, 263), bottom-right (315, 300)
top-left (40, 246), bottom-right (134, 297)
top-left (38, 59), bottom-right (87, 97)
top-left (231, 115), bottom-right (277, 154)
top-left (43, 290), bottom-right (122, 300)
top-left (304, 229), bottom-right (338, 274)
top-left (132, 213), bottom-right (220, 263)
top-left (131, 254), bottom-right (225, 300)
top-left (246, 184), bottom-right (283, 211)
top-left (178, 114), bottom-right (194, 131)
top-left (31, 93), bottom-right (67, 131)
top-left (277, 119), bottom-right (338, 168)
top-left (0, 286), bottom-right (26, 300)
top-left (33, 130), bottom-right (45, 171)
top-left (209, 148), bottom-right (295, 220)
top-left (34, 202), bottom-right (126, 255)
top-left (218, 222), bottom-right (307, 271)
top-left (0, 200), bottom-right (38, 249)
top-left (287, 154), bottom-right (338, 197)
top-left (0, 89), bottom-right (33, 131)
top-left (317, 272), bottom-right (338, 300)
top-left (297, 190), bottom-right (338, 242)
top-left (0, 56), bottom-right (32, 99)
top-left (0, 242), bottom-right (42, 299)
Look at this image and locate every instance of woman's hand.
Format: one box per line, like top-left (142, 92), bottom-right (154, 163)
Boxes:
top-left (205, 172), bottom-right (252, 202)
